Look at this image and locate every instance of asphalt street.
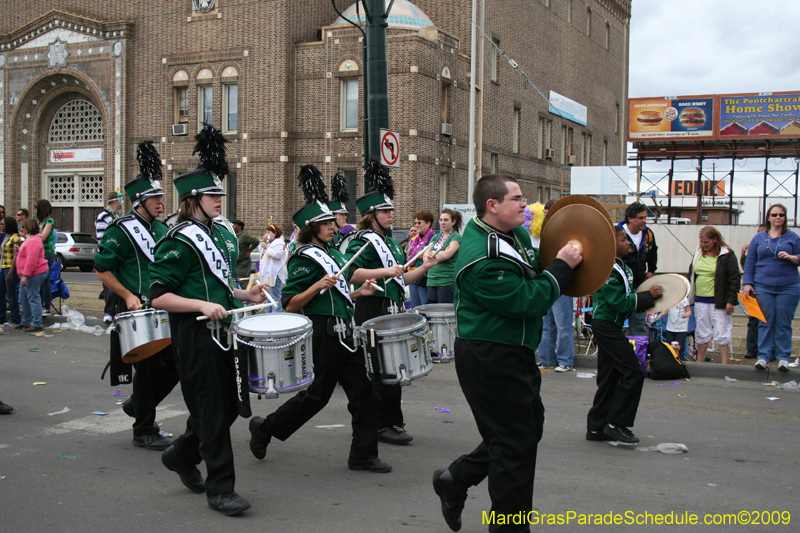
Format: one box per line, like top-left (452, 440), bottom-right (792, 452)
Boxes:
top-left (1, 319), bottom-right (798, 532)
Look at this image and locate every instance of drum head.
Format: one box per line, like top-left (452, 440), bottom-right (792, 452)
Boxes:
top-left (116, 308), bottom-right (161, 320)
top-left (363, 313), bottom-right (426, 334)
top-left (122, 339), bottom-right (172, 363)
top-left (413, 304), bottom-right (455, 318)
top-left (235, 313), bottom-right (311, 337)
top-left (637, 274), bottom-right (691, 314)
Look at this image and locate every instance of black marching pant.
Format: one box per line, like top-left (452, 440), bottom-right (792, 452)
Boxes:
top-left (170, 314), bottom-right (240, 497)
top-left (586, 318), bottom-right (645, 432)
top-left (132, 345), bottom-right (179, 436)
top-left (264, 314), bottom-right (379, 460)
top-left (448, 338), bottom-right (544, 533)
top-left (354, 296), bottom-right (403, 429)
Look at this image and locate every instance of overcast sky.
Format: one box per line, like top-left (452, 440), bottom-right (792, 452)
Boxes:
top-left (627, 0), bottom-right (800, 224)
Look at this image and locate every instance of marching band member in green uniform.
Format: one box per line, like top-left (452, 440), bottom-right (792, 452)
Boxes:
top-left (329, 171), bottom-right (355, 251)
top-left (586, 226), bottom-right (662, 444)
top-left (345, 161), bottom-right (435, 446)
top-left (432, 175), bottom-right (582, 533)
top-left (248, 165), bottom-right (392, 473)
top-left (150, 124), bottom-right (266, 516)
top-left (95, 141), bottom-right (178, 451)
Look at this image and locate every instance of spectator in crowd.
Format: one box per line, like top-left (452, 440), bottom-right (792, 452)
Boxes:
top-left (741, 223), bottom-right (766, 359)
top-left (743, 204), bottom-right (800, 371)
top-left (1, 217), bottom-right (22, 327)
top-left (35, 200), bottom-right (57, 317)
top-left (96, 192), bottom-right (124, 322)
top-left (688, 226), bottom-right (740, 365)
top-left (16, 219), bottom-right (48, 332)
top-left (286, 223), bottom-right (300, 257)
top-left (617, 202), bottom-right (658, 336)
top-left (658, 297), bottom-right (692, 361)
top-left (400, 225), bottom-right (417, 252)
top-left (16, 208), bottom-right (28, 225)
top-left (425, 209), bottom-right (462, 304)
top-left (538, 199), bottom-right (575, 372)
top-left (232, 220), bottom-right (261, 285)
top-left (258, 223), bottom-right (287, 312)
top-left (0, 206), bottom-right (5, 245)
top-left (407, 210), bottom-right (435, 308)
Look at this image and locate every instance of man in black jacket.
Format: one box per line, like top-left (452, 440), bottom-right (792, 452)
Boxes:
top-left (616, 202), bottom-right (658, 336)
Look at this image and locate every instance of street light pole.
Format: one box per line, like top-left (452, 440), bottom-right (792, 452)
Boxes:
top-left (363, 0), bottom-right (393, 174)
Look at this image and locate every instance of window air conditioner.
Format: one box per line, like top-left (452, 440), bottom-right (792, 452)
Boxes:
top-left (544, 148), bottom-right (556, 160)
top-left (568, 154), bottom-right (577, 165)
top-left (701, 215), bottom-right (709, 221)
top-left (172, 123), bottom-right (188, 136)
top-left (441, 123), bottom-right (453, 136)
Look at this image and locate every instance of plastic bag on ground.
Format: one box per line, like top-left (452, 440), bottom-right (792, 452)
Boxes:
top-left (61, 305), bottom-right (85, 328)
top-left (636, 443), bottom-right (689, 454)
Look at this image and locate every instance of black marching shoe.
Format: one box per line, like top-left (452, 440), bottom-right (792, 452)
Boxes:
top-left (432, 468), bottom-right (466, 532)
top-left (603, 424), bottom-right (639, 444)
top-left (248, 416), bottom-right (271, 460)
top-left (207, 492), bottom-right (251, 516)
top-left (161, 445), bottom-right (207, 493)
top-left (377, 426), bottom-right (413, 445)
top-left (744, 351), bottom-right (758, 359)
top-left (585, 430), bottom-right (613, 441)
top-left (133, 432), bottom-right (172, 451)
top-left (347, 457), bottom-right (393, 473)
top-left (0, 401), bottom-right (13, 414)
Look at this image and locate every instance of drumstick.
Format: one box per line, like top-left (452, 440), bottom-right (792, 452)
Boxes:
top-left (195, 302), bottom-right (274, 321)
top-left (320, 241), bottom-right (371, 294)
top-left (261, 287), bottom-right (280, 308)
top-left (404, 242), bottom-right (434, 269)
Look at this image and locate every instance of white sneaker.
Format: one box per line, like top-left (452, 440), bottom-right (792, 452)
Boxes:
top-left (554, 365), bottom-right (572, 373)
top-left (103, 315), bottom-right (113, 323)
top-left (41, 309), bottom-right (50, 317)
top-left (754, 359), bottom-right (768, 370)
top-left (778, 360), bottom-right (789, 372)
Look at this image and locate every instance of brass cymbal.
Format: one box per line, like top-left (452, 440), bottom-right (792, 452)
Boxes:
top-left (637, 274), bottom-right (691, 314)
top-left (542, 194), bottom-right (612, 235)
top-left (539, 204), bottom-right (616, 297)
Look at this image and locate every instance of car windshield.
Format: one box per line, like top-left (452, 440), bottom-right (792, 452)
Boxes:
top-left (71, 233), bottom-right (98, 244)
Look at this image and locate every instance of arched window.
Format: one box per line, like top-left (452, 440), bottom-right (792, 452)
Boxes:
top-left (49, 99), bottom-right (104, 143)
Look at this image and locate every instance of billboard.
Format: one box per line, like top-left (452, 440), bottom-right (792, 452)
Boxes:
top-left (629, 96), bottom-right (715, 140)
top-left (670, 180), bottom-right (726, 197)
top-left (629, 91), bottom-right (800, 142)
top-left (719, 92), bottom-right (800, 139)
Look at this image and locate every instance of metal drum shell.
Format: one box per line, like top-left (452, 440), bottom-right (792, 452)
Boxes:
top-left (115, 308), bottom-right (172, 363)
top-left (413, 304), bottom-right (457, 358)
top-left (358, 313), bottom-right (433, 385)
top-left (234, 313), bottom-right (314, 397)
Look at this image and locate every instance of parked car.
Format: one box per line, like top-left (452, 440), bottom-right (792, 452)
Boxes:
top-left (55, 232), bottom-right (98, 272)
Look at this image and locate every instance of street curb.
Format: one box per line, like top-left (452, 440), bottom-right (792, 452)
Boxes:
top-left (573, 353), bottom-right (792, 383)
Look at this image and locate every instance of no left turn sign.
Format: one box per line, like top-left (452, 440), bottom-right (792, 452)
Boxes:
top-left (380, 129), bottom-right (400, 167)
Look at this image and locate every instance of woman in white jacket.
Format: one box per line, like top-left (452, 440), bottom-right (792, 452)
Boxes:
top-left (258, 223), bottom-right (287, 312)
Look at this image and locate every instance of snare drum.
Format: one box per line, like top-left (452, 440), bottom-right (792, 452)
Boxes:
top-left (413, 303), bottom-right (457, 363)
top-left (115, 308), bottom-right (172, 363)
top-left (233, 313), bottom-right (314, 399)
top-left (357, 313), bottom-right (432, 385)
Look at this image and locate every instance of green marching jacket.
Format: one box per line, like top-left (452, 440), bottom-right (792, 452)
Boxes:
top-left (454, 217), bottom-right (574, 351)
top-left (345, 229), bottom-right (406, 305)
top-left (149, 219), bottom-right (242, 323)
top-left (94, 210), bottom-right (168, 297)
top-left (592, 258), bottom-right (655, 327)
top-left (282, 243), bottom-right (354, 319)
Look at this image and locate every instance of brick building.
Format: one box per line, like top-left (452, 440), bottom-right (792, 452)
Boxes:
top-left (0, 0), bottom-right (631, 234)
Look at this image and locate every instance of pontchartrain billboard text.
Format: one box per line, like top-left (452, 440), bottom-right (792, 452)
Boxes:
top-left (629, 91), bottom-right (800, 142)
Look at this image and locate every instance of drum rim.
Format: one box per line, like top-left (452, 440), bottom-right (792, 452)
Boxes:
top-left (234, 312), bottom-right (313, 337)
top-left (361, 313), bottom-right (427, 337)
top-left (116, 308), bottom-right (167, 319)
top-left (413, 303), bottom-right (456, 318)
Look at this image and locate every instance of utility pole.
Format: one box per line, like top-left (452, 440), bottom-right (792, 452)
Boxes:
top-left (363, 0), bottom-right (394, 175)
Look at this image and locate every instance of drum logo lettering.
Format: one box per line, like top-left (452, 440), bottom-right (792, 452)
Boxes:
top-left (300, 348), bottom-right (308, 378)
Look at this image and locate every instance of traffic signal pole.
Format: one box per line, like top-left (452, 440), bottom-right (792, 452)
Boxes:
top-left (363, 0), bottom-right (393, 170)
